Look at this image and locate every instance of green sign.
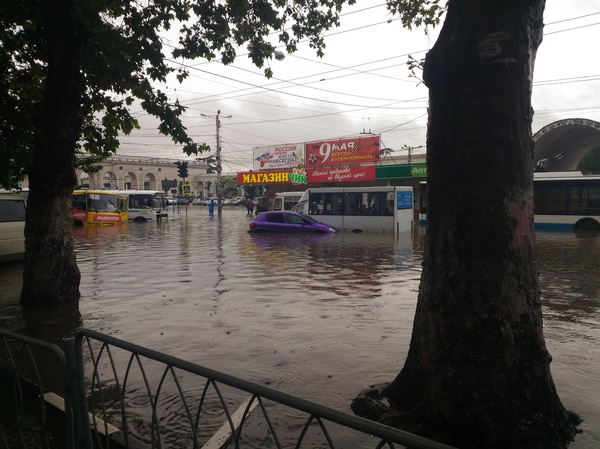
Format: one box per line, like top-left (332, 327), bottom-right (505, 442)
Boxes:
top-left (289, 172), bottom-right (307, 184)
top-left (376, 163), bottom-right (427, 180)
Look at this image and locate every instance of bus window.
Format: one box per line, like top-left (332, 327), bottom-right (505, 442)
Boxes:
top-left (308, 193), bottom-right (324, 215)
top-left (73, 194), bottom-right (87, 211)
top-left (344, 193), bottom-right (361, 216)
top-left (308, 192), bottom-right (341, 215)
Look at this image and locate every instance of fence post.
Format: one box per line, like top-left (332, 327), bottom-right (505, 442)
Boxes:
top-left (64, 336), bottom-right (93, 449)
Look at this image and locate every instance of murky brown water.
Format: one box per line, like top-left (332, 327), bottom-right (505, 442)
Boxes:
top-left (1, 206), bottom-right (599, 447)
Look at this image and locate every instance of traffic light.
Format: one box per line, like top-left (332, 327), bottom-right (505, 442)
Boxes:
top-left (176, 161), bottom-right (188, 178)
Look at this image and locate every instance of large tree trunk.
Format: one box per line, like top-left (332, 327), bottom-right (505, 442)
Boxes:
top-left (352, 1), bottom-right (580, 448)
top-left (20, 0), bottom-right (82, 305)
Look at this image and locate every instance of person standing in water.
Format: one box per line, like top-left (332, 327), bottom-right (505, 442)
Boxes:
top-left (208, 198), bottom-right (215, 215)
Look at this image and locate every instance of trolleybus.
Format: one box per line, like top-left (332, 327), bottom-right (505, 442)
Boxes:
top-left (292, 186), bottom-right (414, 233)
top-left (418, 171), bottom-right (600, 231)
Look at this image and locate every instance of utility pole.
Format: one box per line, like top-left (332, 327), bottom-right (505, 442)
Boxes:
top-left (402, 144), bottom-right (424, 164)
top-left (202, 110), bottom-right (231, 215)
top-left (216, 110), bottom-right (222, 215)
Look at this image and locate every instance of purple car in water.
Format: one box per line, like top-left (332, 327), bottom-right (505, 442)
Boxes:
top-left (248, 211), bottom-right (337, 234)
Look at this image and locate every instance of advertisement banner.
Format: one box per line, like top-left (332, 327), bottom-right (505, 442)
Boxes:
top-left (305, 135), bottom-right (380, 168)
top-left (306, 165), bottom-right (376, 183)
top-left (253, 144), bottom-right (305, 170)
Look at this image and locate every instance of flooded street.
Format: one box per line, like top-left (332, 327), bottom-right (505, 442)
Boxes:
top-left (1, 206), bottom-right (599, 448)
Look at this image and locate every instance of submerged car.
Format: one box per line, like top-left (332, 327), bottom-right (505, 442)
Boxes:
top-left (248, 211), bottom-right (337, 234)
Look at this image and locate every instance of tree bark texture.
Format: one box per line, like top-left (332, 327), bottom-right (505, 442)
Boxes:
top-left (353, 1), bottom-right (580, 448)
top-left (20, 0), bottom-right (82, 305)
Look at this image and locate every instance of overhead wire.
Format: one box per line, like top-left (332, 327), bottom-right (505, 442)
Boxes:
top-left (120, 6), bottom-right (600, 164)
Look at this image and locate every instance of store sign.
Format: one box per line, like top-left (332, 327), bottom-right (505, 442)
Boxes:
top-left (289, 168), bottom-right (307, 185)
top-left (237, 165), bottom-right (378, 185)
top-left (376, 163), bottom-right (427, 180)
top-left (237, 165), bottom-right (377, 185)
top-left (305, 135), bottom-right (380, 168)
top-left (410, 163), bottom-right (427, 177)
top-left (253, 144), bottom-right (304, 170)
top-left (237, 171), bottom-right (290, 185)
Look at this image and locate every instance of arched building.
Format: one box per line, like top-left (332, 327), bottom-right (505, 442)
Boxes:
top-left (533, 118), bottom-right (600, 171)
top-left (75, 155), bottom-right (221, 198)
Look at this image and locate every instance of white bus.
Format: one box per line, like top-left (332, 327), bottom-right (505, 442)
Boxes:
top-left (0, 192), bottom-right (27, 263)
top-left (292, 186), bottom-right (414, 233)
top-left (272, 191), bottom-right (304, 211)
top-left (418, 171), bottom-right (600, 231)
top-left (115, 190), bottom-right (168, 222)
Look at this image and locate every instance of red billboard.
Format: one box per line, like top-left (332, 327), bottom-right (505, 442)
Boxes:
top-left (305, 135), bottom-right (380, 167)
top-left (307, 165), bottom-right (376, 183)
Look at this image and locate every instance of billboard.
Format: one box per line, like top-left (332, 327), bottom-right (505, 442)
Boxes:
top-left (307, 165), bottom-right (376, 183)
top-left (305, 135), bottom-right (380, 168)
top-left (253, 144), bottom-right (304, 170)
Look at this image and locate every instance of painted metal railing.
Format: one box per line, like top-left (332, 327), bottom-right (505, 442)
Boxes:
top-left (0, 329), bottom-right (75, 449)
top-left (1, 328), bottom-right (457, 449)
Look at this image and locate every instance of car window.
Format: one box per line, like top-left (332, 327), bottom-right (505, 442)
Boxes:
top-left (302, 215), bottom-right (319, 223)
top-left (0, 199), bottom-right (26, 222)
top-left (265, 213), bottom-right (284, 223)
top-left (285, 214), bottom-right (304, 225)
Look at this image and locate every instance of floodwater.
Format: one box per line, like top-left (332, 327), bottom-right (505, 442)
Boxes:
top-left (0, 206), bottom-right (599, 448)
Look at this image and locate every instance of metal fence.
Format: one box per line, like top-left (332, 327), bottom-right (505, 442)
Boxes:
top-left (1, 328), bottom-right (457, 449)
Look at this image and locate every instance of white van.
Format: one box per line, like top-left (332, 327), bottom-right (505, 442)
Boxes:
top-left (0, 193), bottom-right (27, 263)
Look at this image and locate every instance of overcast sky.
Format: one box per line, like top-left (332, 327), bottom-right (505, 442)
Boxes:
top-left (117, 0), bottom-right (600, 174)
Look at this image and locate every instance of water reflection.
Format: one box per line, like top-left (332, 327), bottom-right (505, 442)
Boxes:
top-left (536, 232), bottom-right (600, 321)
top-left (0, 209), bottom-right (598, 447)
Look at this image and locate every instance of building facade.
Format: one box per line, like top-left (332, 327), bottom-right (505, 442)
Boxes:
top-left (75, 155), bottom-right (221, 198)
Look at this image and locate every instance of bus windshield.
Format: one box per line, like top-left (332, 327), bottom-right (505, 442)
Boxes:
top-left (89, 193), bottom-right (120, 212)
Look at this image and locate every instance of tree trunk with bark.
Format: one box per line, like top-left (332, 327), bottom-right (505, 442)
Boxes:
top-left (352, 1), bottom-right (581, 448)
top-left (20, 0), bottom-right (82, 305)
